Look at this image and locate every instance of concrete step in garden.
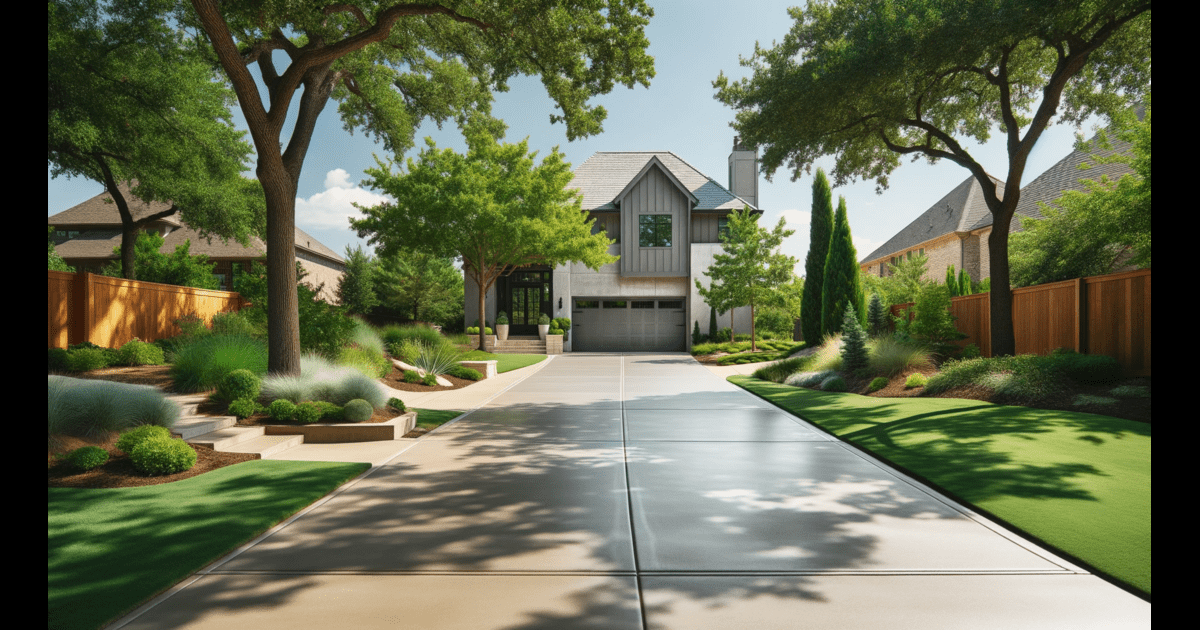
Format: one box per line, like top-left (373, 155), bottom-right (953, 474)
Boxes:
top-left (185, 425), bottom-right (266, 451)
top-left (218, 433), bottom-right (306, 459)
top-left (173, 415), bottom-right (238, 440)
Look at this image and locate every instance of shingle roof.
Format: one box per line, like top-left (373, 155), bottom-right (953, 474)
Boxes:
top-left (49, 183), bottom-right (184, 228)
top-left (568, 151), bottom-right (757, 212)
top-left (862, 174), bottom-right (1004, 263)
top-left (49, 186), bottom-right (344, 265)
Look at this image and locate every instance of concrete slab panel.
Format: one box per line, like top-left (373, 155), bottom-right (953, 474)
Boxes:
top-left (626, 442), bottom-right (1065, 572)
top-left (218, 439), bottom-right (635, 573)
top-left (433, 406), bottom-right (624, 441)
top-left (640, 574), bottom-right (1149, 630)
top-left (625, 408), bottom-right (830, 442)
top-left (623, 391), bottom-right (769, 410)
top-left (121, 573), bottom-right (642, 630)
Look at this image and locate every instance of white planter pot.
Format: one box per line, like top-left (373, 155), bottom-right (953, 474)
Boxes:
top-left (496, 324), bottom-right (509, 341)
top-left (538, 324), bottom-right (550, 340)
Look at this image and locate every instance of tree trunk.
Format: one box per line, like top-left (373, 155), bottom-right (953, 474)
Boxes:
top-left (987, 216), bottom-right (1016, 357)
top-left (261, 169), bottom-right (302, 376)
top-left (477, 277), bottom-right (488, 352)
top-left (750, 303), bottom-right (757, 352)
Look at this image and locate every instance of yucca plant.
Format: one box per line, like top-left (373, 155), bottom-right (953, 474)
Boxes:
top-left (411, 341), bottom-right (462, 377)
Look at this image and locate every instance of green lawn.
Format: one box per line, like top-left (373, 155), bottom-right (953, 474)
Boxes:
top-left (48, 460), bottom-right (371, 630)
top-left (731, 375), bottom-right (1151, 597)
top-left (413, 408), bottom-right (464, 430)
top-left (458, 351), bottom-right (547, 373)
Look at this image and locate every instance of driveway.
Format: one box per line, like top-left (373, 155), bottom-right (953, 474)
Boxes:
top-left (115, 354), bottom-right (1149, 629)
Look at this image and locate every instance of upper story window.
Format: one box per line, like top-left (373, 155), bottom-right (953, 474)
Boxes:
top-left (718, 216), bottom-right (730, 240)
top-left (638, 214), bottom-right (671, 248)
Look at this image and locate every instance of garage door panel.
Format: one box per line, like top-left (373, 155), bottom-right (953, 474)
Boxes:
top-left (573, 298), bottom-right (685, 352)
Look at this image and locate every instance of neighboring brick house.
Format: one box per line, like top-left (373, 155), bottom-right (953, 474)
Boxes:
top-left (49, 184), bottom-right (345, 302)
top-left (464, 138), bottom-right (761, 352)
top-left (859, 128), bottom-right (1135, 285)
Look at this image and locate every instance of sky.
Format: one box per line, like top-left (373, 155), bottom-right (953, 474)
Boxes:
top-left (47, 0), bottom-right (1103, 274)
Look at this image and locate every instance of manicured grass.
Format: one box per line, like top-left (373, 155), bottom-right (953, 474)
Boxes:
top-left (458, 351), bottom-right (547, 373)
top-left (413, 408), bottom-right (464, 430)
top-left (730, 376), bottom-right (1151, 597)
top-left (48, 460), bottom-right (370, 630)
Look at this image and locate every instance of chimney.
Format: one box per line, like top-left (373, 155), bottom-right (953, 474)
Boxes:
top-left (728, 136), bottom-right (758, 210)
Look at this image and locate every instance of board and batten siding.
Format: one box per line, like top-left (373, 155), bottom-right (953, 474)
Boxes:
top-left (619, 164), bottom-right (690, 277)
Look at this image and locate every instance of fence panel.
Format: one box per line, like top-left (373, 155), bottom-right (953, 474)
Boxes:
top-left (1012, 279), bottom-right (1079, 356)
top-left (1085, 269), bottom-right (1151, 377)
top-left (47, 271), bottom-right (244, 349)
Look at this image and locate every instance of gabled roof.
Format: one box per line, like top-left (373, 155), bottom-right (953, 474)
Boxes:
top-left (49, 186), bottom-right (344, 265)
top-left (569, 151), bottom-right (757, 212)
top-left (862, 174), bottom-right (1004, 263)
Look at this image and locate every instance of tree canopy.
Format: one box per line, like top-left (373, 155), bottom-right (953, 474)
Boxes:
top-left (48, 0), bottom-right (263, 281)
top-left (178, 0), bottom-right (655, 373)
top-left (714, 0), bottom-right (1151, 355)
top-left (378, 249), bottom-right (465, 327)
top-left (351, 128), bottom-right (617, 350)
top-left (696, 207), bottom-right (796, 351)
top-left (102, 231), bottom-right (219, 290)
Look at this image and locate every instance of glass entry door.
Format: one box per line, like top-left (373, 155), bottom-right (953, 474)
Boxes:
top-left (505, 270), bottom-right (551, 335)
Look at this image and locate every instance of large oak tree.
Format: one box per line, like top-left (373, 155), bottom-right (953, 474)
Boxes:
top-left (48, 0), bottom-right (263, 281)
top-left (714, 0), bottom-right (1150, 356)
top-left (180, 0), bottom-right (655, 374)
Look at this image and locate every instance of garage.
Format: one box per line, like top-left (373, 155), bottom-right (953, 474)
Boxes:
top-left (571, 298), bottom-right (686, 352)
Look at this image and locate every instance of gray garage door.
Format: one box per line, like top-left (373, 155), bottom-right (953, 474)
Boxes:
top-left (572, 298), bottom-right (686, 352)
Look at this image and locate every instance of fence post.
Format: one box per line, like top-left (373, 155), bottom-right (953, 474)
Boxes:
top-left (1075, 277), bottom-right (1088, 354)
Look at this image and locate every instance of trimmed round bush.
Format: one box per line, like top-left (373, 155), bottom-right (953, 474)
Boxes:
top-left (343, 399), bottom-right (373, 423)
top-left (67, 446), bottom-right (109, 471)
top-left (130, 436), bottom-right (197, 476)
top-left (48, 348), bottom-right (71, 372)
top-left (868, 376), bottom-right (889, 393)
top-left (228, 398), bottom-right (258, 419)
top-left (117, 339), bottom-right (165, 366)
top-left (67, 347), bottom-right (111, 372)
top-left (445, 365), bottom-right (483, 381)
top-left (905, 373), bottom-right (929, 388)
top-left (549, 327), bottom-right (564, 336)
top-left (268, 399), bottom-right (297, 422)
top-left (294, 402), bottom-right (323, 424)
top-left (217, 369), bottom-right (262, 403)
top-left (116, 425), bottom-right (172, 454)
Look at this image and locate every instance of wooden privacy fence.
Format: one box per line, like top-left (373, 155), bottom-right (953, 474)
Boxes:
top-left (889, 268), bottom-right (1151, 376)
top-left (48, 270), bottom-right (246, 349)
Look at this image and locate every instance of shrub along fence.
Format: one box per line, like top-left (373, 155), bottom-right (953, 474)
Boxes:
top-left (888, 268), bottom-right (1150, 376)
top-left (48, 270), bottom-right (247, 349)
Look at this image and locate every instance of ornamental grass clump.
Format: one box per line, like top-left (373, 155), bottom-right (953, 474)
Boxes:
top-left (170, 334), bottom-right (268, 392)
top-left (753, 357), bottom-right (810, 383)
top-left (412, 342), bottom-right (462, 377)
top-left (49, 377), bottom-right (179, 446)
top-left (809, 334), bottom-right (844, 373)
top-left (868, 336), bottom-right (934, 378)
top-left (260, 353), bottom-right (386, 409)
top-left (785, 370), bottom-right (838, 388)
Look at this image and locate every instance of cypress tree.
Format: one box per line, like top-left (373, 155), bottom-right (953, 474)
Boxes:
top-left (709, 305), bottom-right (718, 341)
top-left (801, 168), bottom-right (834, 342)
top-left (840, 303), bottom-right (869, 374)
top-left (958, 269), bottom-right (972, 296)
top-left (945, 264), bottom-right (959, 297)
top-left (867, 293), bottom-right (888, 337)
top-left (821, 196), bottom-right (864, 337)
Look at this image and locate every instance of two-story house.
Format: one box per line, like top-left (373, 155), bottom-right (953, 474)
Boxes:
top-left (464, 138), bottom-right (761, 352)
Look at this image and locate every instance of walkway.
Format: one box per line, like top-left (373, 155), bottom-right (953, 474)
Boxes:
top-left (113, 354), bottom-right (1149, 629)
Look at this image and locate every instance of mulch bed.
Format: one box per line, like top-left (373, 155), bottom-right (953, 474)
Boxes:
top-left (49, 433), bottom-right (258, 489)
top-left (381, 364), bottom-right (475, 392)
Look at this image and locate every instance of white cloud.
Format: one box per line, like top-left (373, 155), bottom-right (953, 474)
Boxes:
top-left (295, 170), bottom-right (391, 229)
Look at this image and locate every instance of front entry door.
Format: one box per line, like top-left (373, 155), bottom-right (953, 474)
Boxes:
top-left (506, 270), bottom-right (552, 335)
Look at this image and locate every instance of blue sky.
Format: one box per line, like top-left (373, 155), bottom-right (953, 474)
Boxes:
top-left (47, 0), bottom-right (1101, 272)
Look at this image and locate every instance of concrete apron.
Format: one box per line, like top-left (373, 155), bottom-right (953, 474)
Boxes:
top-left (110, 354), bottom-right (1149, 630)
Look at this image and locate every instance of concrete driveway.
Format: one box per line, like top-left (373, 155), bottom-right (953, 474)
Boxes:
top-left (114, 354), bottom-right (1149, 629)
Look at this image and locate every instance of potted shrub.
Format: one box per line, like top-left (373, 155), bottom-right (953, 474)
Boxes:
top-left (538, 314), bottom-right (551, 341)
top-left (496, 311), bottom-right (510, 341)
top-left (553, 317), bottom-right (571, 343)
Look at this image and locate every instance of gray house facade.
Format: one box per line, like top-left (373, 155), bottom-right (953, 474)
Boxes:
top-left (464, 139), bottom-right (761, 352)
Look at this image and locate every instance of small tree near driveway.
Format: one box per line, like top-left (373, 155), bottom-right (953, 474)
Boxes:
top-left (352, 128), bottom-right (617, 351)
top-left (696, 208), bottom-right (796, 352)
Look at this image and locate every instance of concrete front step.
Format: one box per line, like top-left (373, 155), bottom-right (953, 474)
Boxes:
top-left (186, 425), bottom-right (266, 450)
top-left (174, 415), bottom-right (238, 440)
top-left (219, 433), bottom-right (306, 459)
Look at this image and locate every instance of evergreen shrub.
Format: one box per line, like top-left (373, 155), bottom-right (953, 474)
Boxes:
top-left (268, 399), bottom-right (297, 422)
top-left (117, 339), bottom-right (165, 366)
top-left (130, 436), bottom-right (196, 476)
top-left (217, 369), bottom-right (261, 402)
top-left (68, 446), bottom-right (109, 471)
top-left (868, 376), bottom-right (889, 392)
top-left (343, 399), bottom-right (373, 422)
top-left (116, 425), bottom-right (172, 454)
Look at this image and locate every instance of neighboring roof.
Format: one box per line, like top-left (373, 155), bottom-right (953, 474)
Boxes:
top-left (49, 186), bottom-right (344, 265)
top-left (48, 183), bottom-right (184, 228)
top-left (862, 174), bottom-right (1004, 263)
top-left (996, 130), bottom-right (1135, 231)
top-left (569, 151), bottom-right (757, 212)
